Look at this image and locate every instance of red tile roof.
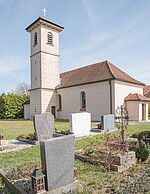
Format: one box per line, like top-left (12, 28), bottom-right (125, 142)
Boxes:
top-left (58, 61), bottom-right (145, 89)
top-left (125, 93), bottom-right (150, 102)
top-left (143, 85), bottom-right (150, 96)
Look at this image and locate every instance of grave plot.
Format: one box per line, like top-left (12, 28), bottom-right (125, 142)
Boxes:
top-left (75, 131), bottom-right (137, 173)
top-left (17, 112), bottom-right (73, 145)
top-left (75, 148), bottom-right (137, 173)
top-left (0, 112), bottom-right (82, 193)
top-left (17, 112), bottom-right (54, 145)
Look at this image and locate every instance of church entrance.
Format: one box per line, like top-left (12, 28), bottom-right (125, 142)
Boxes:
top-left (51, 106), bottom-right (56, 119)
top-left (142, 104), bottom-right (146, 120)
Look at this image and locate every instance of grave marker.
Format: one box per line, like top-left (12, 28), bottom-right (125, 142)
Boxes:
top-left (101, 114), bottom-right (115, 131)
top-left (33, 112), bottom-right (54, 141)
top-left (40, 134), bottom-right (75, 191)
top-left (69, 112), bottom-right (91, 137)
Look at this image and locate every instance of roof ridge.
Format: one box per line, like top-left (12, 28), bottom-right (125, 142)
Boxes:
top-left (137, 93), bottom-right (141, 100)
top-left (106, 61), bottom-right (115, 79)
top-left (143, 85), bottom-right (150, 95)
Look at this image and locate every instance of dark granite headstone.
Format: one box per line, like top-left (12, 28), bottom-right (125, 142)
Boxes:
top-left (101, 114), bottom-right (115, 130)
top-left (40, 134), bottom-right (75, 191)
top-left (33, 112), bottom-right (54, 141)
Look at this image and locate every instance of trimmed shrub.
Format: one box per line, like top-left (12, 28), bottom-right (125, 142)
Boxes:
top-left (138, 131), bottom-right (150, 141)
top-left (136, 140), bottom-right (149, 162)
top-left (132, 132), bottom-right (140, 138)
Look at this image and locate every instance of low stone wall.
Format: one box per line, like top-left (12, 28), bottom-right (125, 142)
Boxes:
top-left (75, 151), bottom-right (137, 173)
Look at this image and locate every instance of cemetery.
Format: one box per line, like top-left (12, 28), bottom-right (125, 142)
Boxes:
top-left (0, 2), bottom-right (150, 193)
top-left (0, 111), bottom-right (150, 193)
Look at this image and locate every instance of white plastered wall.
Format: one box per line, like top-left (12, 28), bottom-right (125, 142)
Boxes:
top-left (30, 26), bottom-right (41, 56)
top-left (114, 80), bottom-right (144, 108)
top-left (24, 104), bottom-right (30, 120)
top-left (30, 90), bottom-right (41, 119)
top-left (125, 101), bottom-right (139, 121)
top-left (41, 89), bottom-right (57, 113)
top-left (57, 81), bottom-right (111, 121)
top-left (31, 53), bottom-right (41, 89)
top-left (41, 25), bottom-right (59, 56)
top-left (41, 53), bottom-right (60, 88)
top-left (125, 101), bottom-right (149, 121)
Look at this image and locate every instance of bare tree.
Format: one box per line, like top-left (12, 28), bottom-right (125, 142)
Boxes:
top-left (15, 82), bottom-right (30, 95)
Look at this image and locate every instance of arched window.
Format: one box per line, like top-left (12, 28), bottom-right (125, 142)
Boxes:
top-left (47, 32), bottom-right (53, 45)
top-left (34, 32), bottom-right (37, 46)
top-left (58, 94), bottom-right (62, 109)
top-left (81, 91), bottom-right (86, 109)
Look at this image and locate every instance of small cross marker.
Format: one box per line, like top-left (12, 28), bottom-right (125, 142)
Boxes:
top-left (42, 8), bottom-right (47, 19)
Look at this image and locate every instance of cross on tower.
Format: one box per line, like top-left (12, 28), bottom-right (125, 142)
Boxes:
top-left (42, 8), bottom-right (47, 19)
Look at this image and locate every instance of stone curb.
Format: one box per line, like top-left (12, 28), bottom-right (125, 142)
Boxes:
top-left (17, 137), bottom-right (39, 145)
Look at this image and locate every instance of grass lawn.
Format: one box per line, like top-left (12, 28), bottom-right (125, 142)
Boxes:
top-left (0, 120), bottom-right (150, 193)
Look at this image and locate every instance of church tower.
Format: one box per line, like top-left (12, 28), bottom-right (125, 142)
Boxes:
top-left (26, 17), bottom-right (64, 118)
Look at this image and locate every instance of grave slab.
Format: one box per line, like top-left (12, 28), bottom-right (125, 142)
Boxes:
top-left (47, 180), bottom-right (83, 194)
top-left (69, 112), bottom-right (91, 137)
top-left (33, 112), bottom-right (54, 141)
top-left (40, 134), bottom-right (75, 191)
top-left (0, 140), bottom-right (9, 145)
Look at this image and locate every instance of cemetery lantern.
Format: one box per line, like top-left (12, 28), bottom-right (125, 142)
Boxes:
top-left (31, 165), bottom-right (46, 193)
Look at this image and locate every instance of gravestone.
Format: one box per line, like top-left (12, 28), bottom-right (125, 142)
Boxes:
top-left (69, 112), bottom-right (91, 137)
top-left (33, 112), bottom-right (54, 141)
top-left (101, 114), bottom-right (115, 131)
top-left (40, 134), bottom-right (75, 191)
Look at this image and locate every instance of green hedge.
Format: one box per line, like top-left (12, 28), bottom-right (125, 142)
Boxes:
top-left (138, 131), bottom-right (150, 141)
top-left (132, 132), bottom-right (140, 138)
top-left (0, 93), bottom-right (29, 119)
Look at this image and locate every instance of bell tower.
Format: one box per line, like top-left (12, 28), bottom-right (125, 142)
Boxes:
top-left (26, 17), bottom-right (64, 118)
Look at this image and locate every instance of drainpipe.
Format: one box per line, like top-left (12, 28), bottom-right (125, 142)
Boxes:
top-left (109, 80), bottom-right (112, 114)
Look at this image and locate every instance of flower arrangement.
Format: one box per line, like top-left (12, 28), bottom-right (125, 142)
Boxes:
top-left (18, 132), bottom-right (36, 140)
top-left (97, 123), bottom-right (102, 129)
top-left (55, 128), bottom-right (72, 135)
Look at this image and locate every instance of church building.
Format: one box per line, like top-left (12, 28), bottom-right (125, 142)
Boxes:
top-left (24, 17), bottom-right (150, 121)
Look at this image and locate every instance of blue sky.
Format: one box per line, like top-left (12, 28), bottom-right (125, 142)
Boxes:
top-left (0, 0), bottom-right (150, 93)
